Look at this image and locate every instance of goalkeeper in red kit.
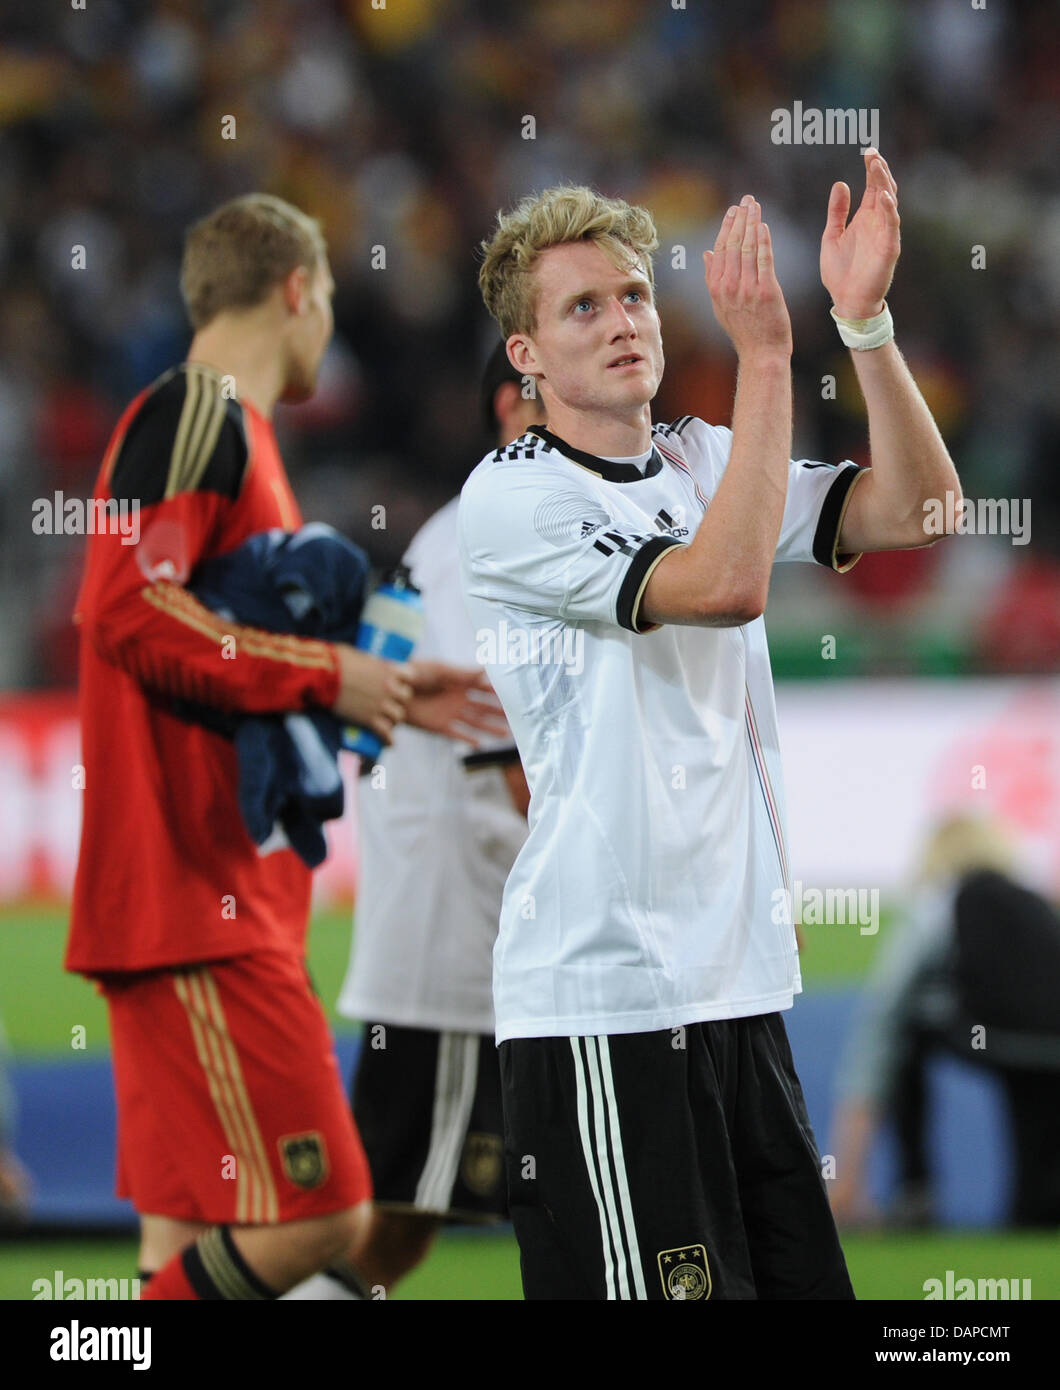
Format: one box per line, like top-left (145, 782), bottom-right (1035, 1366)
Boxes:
top-left (65, 194), bottom-right (505, 1301)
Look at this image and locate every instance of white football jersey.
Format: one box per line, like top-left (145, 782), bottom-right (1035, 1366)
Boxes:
top-left (458, 418), bottom-right (866, 1043)
top-left (337, 498), bottom-right (529, 1034)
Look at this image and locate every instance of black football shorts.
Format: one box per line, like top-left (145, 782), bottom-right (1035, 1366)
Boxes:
top-left (499, 1012), bottom-right (854, 1300)
top-left (351, 1022), bottom-right (507, 1222)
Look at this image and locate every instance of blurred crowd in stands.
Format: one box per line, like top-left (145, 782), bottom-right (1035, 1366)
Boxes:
top-left (1, 0), bottom-right (1058, 689)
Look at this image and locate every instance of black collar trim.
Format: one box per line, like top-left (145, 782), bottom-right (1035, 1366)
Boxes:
top-left (527, 426), bottom-right (663, 483)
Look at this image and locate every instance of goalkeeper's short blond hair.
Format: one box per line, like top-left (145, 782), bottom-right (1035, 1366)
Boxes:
top-left (181, 193), bottom-right (327, 330)
top-left (478, 186), bottom-right (659, 341)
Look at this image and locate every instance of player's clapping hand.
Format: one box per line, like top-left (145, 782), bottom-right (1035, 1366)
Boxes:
top-left (820, 148), bottom-right (901, 320)
top-left (330, 644), bottom-right (414, 747)
top-left (703, 195), bottom-right (793, 360)
top-left (403, 660), bottom-right (512, 746)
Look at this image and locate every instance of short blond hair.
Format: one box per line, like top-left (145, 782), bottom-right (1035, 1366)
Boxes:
top-left (180, 193), bottom-right (327, 330)
top-left (478, 185), bottom-right (659, 340)
top-left (917, 813), bottom-right (1017, 886)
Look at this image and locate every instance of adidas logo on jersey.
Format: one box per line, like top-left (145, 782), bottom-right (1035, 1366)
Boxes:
top-left (580, 519), bottom-right (604, 538)
top-left (653, 507), bottom-right (689, 538)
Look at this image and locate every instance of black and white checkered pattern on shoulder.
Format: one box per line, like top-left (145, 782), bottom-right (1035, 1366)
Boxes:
top-left (653, 416), bottom-right (694, 442)
top-left (493, 431), bottom-right (555, 465)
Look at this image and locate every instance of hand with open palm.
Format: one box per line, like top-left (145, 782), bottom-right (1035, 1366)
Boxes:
top-left (821, 149), bottom-right (901, 321)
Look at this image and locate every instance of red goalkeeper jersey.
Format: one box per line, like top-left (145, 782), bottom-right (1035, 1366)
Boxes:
top-left (66, 363), bottom-right (342, 976)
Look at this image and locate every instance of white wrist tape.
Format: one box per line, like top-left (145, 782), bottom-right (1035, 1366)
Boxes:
top-left (830, 302), bottom-right (894, 351)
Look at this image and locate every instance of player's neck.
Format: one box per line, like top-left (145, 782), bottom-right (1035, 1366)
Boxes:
top-left (541, 402), bottom-right (652, 460)
top-left (187, 319), bottom-right (287, 419)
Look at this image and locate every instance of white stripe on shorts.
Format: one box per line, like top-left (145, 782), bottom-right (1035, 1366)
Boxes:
top-left (415, 1032), bottom-right (479, 1212)
top-left (570, 1035), bottom-right (646, 1299)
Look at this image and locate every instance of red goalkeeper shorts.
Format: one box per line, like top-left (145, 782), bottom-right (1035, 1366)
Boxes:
top-left (102, 951), bottom-right (372, 1224)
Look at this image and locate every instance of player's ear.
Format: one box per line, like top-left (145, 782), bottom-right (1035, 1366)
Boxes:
top-left (506, 333), bottom-right (538, 375)
top-left (281, 265), bottom-right (311, 316)
top-left (493, 380), bottom-right (523, 421)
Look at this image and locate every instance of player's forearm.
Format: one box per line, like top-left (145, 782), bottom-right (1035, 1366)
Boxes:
top-left (720, 349), bottom-right (794, 579)
top-left (82, 580), bottom-right (340, 714)
top-left (641, 352), bottom-right (791, 627)
top-left (848, 340), bottom-right (962, 548)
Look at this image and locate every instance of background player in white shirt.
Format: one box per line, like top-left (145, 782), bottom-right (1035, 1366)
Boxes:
top-left (460, 154), bottom-right (963, 1299)
top-left (289, 349), bottom-right (538, 1299)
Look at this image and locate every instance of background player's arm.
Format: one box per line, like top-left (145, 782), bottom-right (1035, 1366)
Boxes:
top-left (83, 569), bottom-right (410, 740)
top-left (78, 385), bottom-right (412, 741)
top-left (821, 151), bottom-right (962, 554)
top-left (640, 197), bottom-right (793, 629)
